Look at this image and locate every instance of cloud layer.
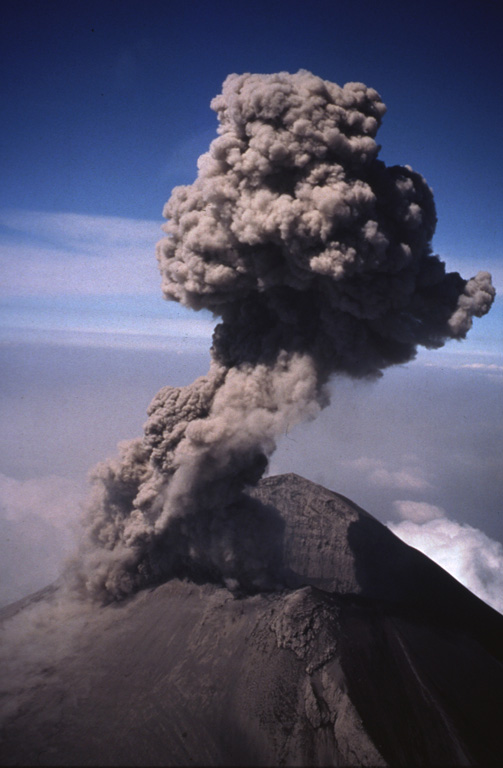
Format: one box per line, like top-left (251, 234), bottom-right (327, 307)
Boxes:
top-left (0, 211), bottom-right (162, 296)
top-left (0, 474), bottom-right (82, 606)
top-left (389, 501), bottom-right (503, 613)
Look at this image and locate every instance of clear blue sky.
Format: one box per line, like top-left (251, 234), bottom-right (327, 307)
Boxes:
top-left (0, 0), bottom-right (501, 218)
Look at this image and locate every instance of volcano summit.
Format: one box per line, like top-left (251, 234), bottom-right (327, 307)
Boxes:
top-left (1, 70), bottom-right (498, 766)
top-left (1, 474), bottom-right (502, 766)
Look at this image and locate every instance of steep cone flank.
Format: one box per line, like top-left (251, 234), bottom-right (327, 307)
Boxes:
top-left (252, 474), bottom-right (503, 651)
top-left (1, 475), bottom-right (502, 767)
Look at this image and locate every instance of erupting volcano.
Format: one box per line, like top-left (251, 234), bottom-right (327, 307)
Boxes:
top-left (71, 70), bottom-right (493, 601)
top-left (0, 71), bottom-right (499, 768)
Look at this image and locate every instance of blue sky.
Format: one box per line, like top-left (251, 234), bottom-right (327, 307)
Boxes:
top-left (1, 0), bottom-right (502, 350)
top-left (1, 0), bottom-right (502, 607)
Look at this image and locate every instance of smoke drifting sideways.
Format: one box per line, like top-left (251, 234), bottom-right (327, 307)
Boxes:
top-left (71, 70), bottom-right (495, 602)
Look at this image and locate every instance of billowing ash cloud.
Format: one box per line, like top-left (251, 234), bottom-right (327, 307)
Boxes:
top-left (71, 70), bottom-right (495, 601)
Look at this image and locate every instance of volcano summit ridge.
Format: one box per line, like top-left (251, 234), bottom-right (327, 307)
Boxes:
top-left (1, 473), bottom-right (502, 767)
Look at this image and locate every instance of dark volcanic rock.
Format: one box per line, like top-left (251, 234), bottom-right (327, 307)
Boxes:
top-left (252, 474), bottom-right (503, 655)
top-left (1, 474), bottom-right (502, 766)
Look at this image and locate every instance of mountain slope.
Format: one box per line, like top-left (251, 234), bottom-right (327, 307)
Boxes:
top-left (252, 474), bottom-right (503, 655)
top-left (1, 473), bottom-right (502, 766)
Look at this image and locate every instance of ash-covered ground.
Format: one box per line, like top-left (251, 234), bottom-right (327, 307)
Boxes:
top-left (1, 474), bottom-right (502, 767)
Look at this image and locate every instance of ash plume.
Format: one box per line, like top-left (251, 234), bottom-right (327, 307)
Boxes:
top-left (72, 70), bottom-right (495, 601)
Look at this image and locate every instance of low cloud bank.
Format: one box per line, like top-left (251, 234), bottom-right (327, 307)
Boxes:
top-left (389, 501), bottom-right (503, 614)
top-left (0, 474), bottom-right (82, 607)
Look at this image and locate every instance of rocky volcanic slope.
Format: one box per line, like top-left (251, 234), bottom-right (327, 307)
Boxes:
top-left (1, 473), bottom-right (502, 766)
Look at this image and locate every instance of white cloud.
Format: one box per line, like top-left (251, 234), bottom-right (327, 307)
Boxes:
top-left (0, 208), bottom-right (218, 349)
top-left (0, 317), bottom-right (215, 352)
top-left (392, 499), bottom-right (446, 524)
top-left (0, 474), bottom-right (85, 607)
top-left (0, 210), bottom-right (163, 296)
top-left (346, 457), bottom-right (432, 492)
top-left (0, 474), bottom-right (83, 528)
top-left (370, 467), bottom-right (431, 491)
top-left (389, 512), bottom-right (503, 614)
top-left (459, 363), bottom-right (503, 377)
top-left (421, 360), bottom-right (503, 379)
top-left (0, 209), bottom-right (160, 254)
